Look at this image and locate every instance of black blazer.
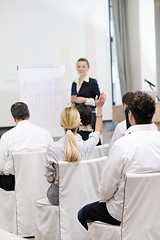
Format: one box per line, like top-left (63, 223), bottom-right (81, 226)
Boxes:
top-left (71, 78), bottom-right (100, 110)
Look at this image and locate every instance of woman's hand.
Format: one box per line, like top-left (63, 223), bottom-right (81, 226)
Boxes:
top-left (71, 95), bottom-right (77, 103)
top-left (95, 92), bottom-right (106, 133)
top-left (95, 92), bottom-right (106, 108)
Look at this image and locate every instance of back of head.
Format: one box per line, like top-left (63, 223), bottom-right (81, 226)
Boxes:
top-left (122, 92), bottom-right (134, 105)
top-left (76, 104), bottom-right (92, 126)
top-left (122, 92), bottom-right (134, 128)
top-left (128, 91), bottom-right (156, 124)
top-left (60, 107), bottom-right (81, 162)
top-left (11, 102), bottom-right (30, 120)
top-left (61, 107), bottom-right (81, 131)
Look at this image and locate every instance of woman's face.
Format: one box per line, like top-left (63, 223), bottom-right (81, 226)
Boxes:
top-left (76, 61), bottom-right (89, 78)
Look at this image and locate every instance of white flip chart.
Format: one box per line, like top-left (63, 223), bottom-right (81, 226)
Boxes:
top-left (18, 65), bottom-right (66, 137)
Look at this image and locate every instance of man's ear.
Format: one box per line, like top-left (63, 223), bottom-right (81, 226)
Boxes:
top-left (129, 111), bottom-right (136, 125)
top-left (13, 117), bottom-right (17, 123)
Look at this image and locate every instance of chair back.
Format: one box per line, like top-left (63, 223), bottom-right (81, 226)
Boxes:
top-left (13, 151), bottom-right (49, 237)
top-left (88, 143), bottom-right (109, 159)
top-left (58, 156), bottom-right (107, 240)
top-left (122, 172), bottom-right (160, 240)
top-left (0, 189), bottom-right (16, 233)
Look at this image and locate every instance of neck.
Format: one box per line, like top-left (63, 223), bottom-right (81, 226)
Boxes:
top-left (14, 118), bottom-right (28, 125)
top-left (15, 119), bottom-right (22, 125)
top-left (79, 75), bottom-right (86, 83)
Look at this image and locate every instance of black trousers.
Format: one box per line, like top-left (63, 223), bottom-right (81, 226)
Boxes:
top-left (0, 174), bottom-right (15, 191)
top-left (78, 201), bottom-right (121, 230)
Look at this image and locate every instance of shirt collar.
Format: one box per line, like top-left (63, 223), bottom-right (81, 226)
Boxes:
top-left (125, 123), bottom-right (157, 135)
top-left (75, 76), bottom-right (89, 84)
top-left (16, 120), bottom-right (30, 126)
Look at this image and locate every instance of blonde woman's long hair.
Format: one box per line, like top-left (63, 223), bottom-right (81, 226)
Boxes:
top-left (60, 107), bottom-right (81, 162)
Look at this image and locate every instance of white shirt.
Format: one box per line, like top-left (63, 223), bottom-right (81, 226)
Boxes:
top-left (109, 120), bottom-right (126, 153)
top-left (98, 123), bottom-right (160, 221)
top-left (0, 120), bottom-right (54, 175)
top-left (45, 131), bottom-right (100, 183)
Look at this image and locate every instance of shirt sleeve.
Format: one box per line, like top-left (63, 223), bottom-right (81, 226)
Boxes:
top-left (98, 143), bottom-right (123, 201)
top-left (71, 82), bottom-right (77, 96)
top-left (85, 98), bottom-right (95, 106)
top-left (108, 121), bottom-right (126, 153)
top-left (47, 132), bottom-right (54, 146)
top-left (0, 135), bottom-right (10, 174)
top-left (83, 131), bottom-right (100, 157)
top-left (90, 79), bottom-right (100, 99)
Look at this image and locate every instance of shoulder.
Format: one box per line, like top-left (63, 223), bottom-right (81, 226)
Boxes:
top-left (50, 137), bottom-right (65, 149)
top-left (47, 138), bottom-right (65, 161)
top-left (30, 123), bottom-right (53, 138)
top-left (31, 123), bottom-right (49, 132)
top-left (113, 131), bottom-right (136, 152)
top-left (89, 77), bottom-right (98, 83)
top-left (72, 81), bottom-right (77, 85)
top-left (115, 120), bottom-right (126, 133)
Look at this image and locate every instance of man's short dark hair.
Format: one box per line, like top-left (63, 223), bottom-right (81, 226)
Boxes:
top-left (128, 91), bottom-right (156, 124)
top-left (122, 92), bottom-right (134, 105)
top-left (76, 104), bottom-right (92, 126)
top-left (11, 102), bottom-right (30, 120)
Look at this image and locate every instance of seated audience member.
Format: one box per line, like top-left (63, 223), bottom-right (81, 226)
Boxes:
top-left (109, 92), bottom-right (134, 151)
top-left (76, 104), bottom-right (101, 145)
top-left (78, 91), bottom-right (160, 230)
top-left (0, 102), bottom-right (54, 191)
top-left (45, 92), bottom-right (106, 205)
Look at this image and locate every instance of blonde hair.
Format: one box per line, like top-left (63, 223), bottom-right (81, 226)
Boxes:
top-left (60, 107), bottom-right (81, 162)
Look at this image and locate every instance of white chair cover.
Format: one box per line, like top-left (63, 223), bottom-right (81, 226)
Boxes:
top-left (0, 189), bottom-right (16, 233)
top-left (13, 151), bottom-right (49, 237)
top-left (35, 198), bottom-right (59, 240)
top-left (58, 156), bottom-right (106, 240)
top-left (122, 172), bottom-right (160, 240)
top-left (88, 143), bottom-right (109, 159)
top-left (87, 172), bottom-right (160, 240)
top-left (35, 156), bottom-right (106, 240)
top-left (0, 228), bottom-right (24, 240)
top-left (87, 222), bottom-right (120, 240)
